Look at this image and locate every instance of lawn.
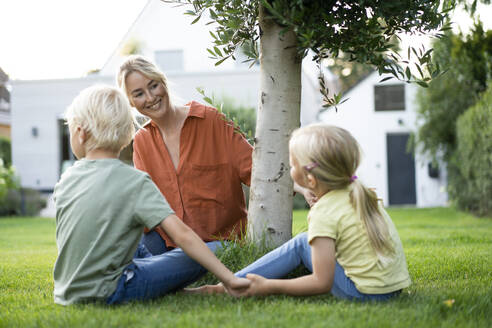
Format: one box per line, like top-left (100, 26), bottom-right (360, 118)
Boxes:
top-left (0, 207), bottom-right (491, 328)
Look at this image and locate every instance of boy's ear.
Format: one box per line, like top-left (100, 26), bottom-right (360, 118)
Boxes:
top-left (77, 126), bottom-right (88, 145)
top-left (306, 173), bottom-right (317, 189)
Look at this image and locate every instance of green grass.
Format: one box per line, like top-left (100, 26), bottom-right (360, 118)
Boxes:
top-left (1, 207), bottom-right (491, 328)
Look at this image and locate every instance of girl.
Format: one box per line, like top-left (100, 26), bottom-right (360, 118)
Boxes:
top-left (192, 124), bottom-right (411, 301)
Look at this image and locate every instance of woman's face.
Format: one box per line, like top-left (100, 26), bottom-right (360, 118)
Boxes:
top-left (125, 71), bottom-right (168, 118)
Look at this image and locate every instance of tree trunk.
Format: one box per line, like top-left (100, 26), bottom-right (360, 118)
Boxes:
top-left (247, 5), bottom-right (302, 247)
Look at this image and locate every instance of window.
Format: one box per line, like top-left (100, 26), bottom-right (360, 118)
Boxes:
top-left (374, 84), bottom-right (405, 111)
top-left (155, 50), bottom-right (184, 72)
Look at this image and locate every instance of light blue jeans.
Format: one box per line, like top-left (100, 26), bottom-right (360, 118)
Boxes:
top-left (107, 241), bottom-right (225, 304)
top-left (235, 232), bottom-right (401, 301)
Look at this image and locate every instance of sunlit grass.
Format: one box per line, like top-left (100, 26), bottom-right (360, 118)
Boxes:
top-left (0, 207), bottom-right (491, 328)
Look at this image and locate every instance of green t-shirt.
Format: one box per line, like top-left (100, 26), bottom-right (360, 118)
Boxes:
top-left (53, 158), bottom-right (174, 305)
top-left (307, 188), bottom-right (411, 294)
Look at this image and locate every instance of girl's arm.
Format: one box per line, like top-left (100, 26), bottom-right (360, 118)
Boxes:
top-left (160, 215), bottom-right (250, 295)
top-left (245, 237), bottom-right (336, 296)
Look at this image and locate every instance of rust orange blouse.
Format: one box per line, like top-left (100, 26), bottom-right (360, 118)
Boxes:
top-left (133, 101), bottom-right (253, 248)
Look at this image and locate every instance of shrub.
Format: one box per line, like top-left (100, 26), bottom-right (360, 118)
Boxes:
top-left (450, 84), bottom-right (492, 217)
top-left (0, 188), bottom-right (47, 217)
top-left (0, 159), bottom-right (18, 200)
top-left (0, 137), bottom-right (11, 167)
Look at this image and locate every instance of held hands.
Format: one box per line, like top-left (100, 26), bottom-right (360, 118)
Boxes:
top-left (219, 274), bottom-right (271, 297)
top-left (184, 274), bottom-right (271, 297)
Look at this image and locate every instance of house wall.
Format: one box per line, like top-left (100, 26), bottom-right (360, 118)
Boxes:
top-left (11, 76), bottom-right (113, 190)
top-left (319, 72), bottom-right (447, 207)
top-left (10, 70), bottom-right (260, 190)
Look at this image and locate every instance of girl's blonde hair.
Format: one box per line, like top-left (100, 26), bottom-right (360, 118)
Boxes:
top-left (289, 124), bottom-right (394, 257)
top-left (65, 85), bottom-right (135, 154)
top-left (117, 55), bottom-right (173, 109)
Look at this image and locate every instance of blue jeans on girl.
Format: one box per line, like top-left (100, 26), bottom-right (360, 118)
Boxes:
top-left (235, 232), bottom-right (401, 301)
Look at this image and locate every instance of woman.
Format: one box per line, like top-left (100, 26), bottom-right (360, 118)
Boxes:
top-left (118, 55), bottom-right (314, 257)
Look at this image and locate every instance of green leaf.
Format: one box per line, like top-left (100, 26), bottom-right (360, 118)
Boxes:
top-left (207, 48), bottom-right (216, 57)
top-left (215, 57), bottom-right (229, 66)
top-left (415, 64), bottom-right (424, 79)
top-left (191, 15), bottom-right (201, 25)
top-left (379, 76), bottom-right (393, 83)
top-left (214, 46), bottom-right (222, 57)
top-left (203, 96), bottom-right (213, 105)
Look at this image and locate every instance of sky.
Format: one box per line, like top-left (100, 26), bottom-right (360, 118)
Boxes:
top-left (0, 0), bottom-right (490, 81)
top-left (0, 0), bottom-right (148, 80)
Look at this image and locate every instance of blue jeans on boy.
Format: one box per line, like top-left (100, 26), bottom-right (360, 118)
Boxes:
top-left (107, 240), bottom-right (224, 304)
top-left (235, 232), bottom-right (400, 301)
top-left (140, 230), bottom-right (174, 255)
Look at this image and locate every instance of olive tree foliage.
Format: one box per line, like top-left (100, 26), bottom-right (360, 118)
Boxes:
top-left (162, 0), bottom-right (451, 245)
top-left (167, 0), bottom-right (450, 88)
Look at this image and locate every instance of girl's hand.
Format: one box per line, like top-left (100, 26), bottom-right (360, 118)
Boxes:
top-left (243, 274), bottom-right (270, 296)
top-left (302, 189), bottom-right (318, 207)
top-left (293, 182), bottom-right (318, 207)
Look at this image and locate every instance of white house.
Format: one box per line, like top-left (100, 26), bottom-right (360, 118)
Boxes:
top-left (11, 0), bottom-right (334, 192)
top-left (319, 72), bottom-right (448, 207)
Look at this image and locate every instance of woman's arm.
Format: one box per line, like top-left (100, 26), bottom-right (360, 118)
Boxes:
top-left (160, 215), bottom-right (250, 295)
top-left (244, 237), bottom-right (336, 296)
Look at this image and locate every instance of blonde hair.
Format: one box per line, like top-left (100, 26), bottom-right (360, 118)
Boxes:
top-left (117, 55), bottom-right (173, 109)
top-left (289, 124), bottom-right (394, 257)
top-left (65, 85), bottom-right (135, 153)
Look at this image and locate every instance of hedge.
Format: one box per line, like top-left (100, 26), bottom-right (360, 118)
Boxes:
top-left (450, 83), bottom-right (492, 216)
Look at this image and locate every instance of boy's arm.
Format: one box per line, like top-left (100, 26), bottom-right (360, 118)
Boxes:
top-left (159, 215), bottom-right (250, 295)
top-left (244, 237), bottom-right (336, 296)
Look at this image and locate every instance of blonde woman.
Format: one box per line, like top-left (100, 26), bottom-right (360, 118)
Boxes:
top-left (192, 124), bottom-right (411, 301)
top-left (117, 55), bottom-right (315, 258)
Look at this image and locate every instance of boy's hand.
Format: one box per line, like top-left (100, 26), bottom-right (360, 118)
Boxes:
top-left (223, 277), bottom-right (251, 297)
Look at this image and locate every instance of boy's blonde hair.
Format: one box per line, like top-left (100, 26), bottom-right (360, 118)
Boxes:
top-left (289, 124), bottom-right (394, 258)
top-left (117, 55), bottom-right (173, 109)
top-left (65, 85), bottom-right (135, 154)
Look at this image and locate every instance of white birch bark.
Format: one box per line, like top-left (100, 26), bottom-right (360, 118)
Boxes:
top-left (247, 5), bottom-right (302, 247)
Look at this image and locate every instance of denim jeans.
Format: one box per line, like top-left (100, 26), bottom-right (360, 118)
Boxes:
top-left (235, 232), bottom-right (401, 301)
top-left (107, 240), bottom-right (225, 304)
top-left (140, 230), bottom-right (174, 255)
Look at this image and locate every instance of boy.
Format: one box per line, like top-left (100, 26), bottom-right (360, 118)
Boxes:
top-left (53, 85), bottom-right (249, 305)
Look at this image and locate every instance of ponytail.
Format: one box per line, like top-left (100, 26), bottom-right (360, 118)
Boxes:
top-left (350, 180), bottom-right (394, 259)
top-left (290, 124), bottom-right (395, 261)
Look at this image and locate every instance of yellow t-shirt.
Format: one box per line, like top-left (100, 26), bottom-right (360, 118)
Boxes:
top-left (307, 187), bottom-right (411, 294)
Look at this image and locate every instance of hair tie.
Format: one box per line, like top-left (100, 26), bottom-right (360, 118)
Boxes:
top-left (303, 162), bottom-right (319, 172)
top-left (351, 175), bottom-right (358, 182)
